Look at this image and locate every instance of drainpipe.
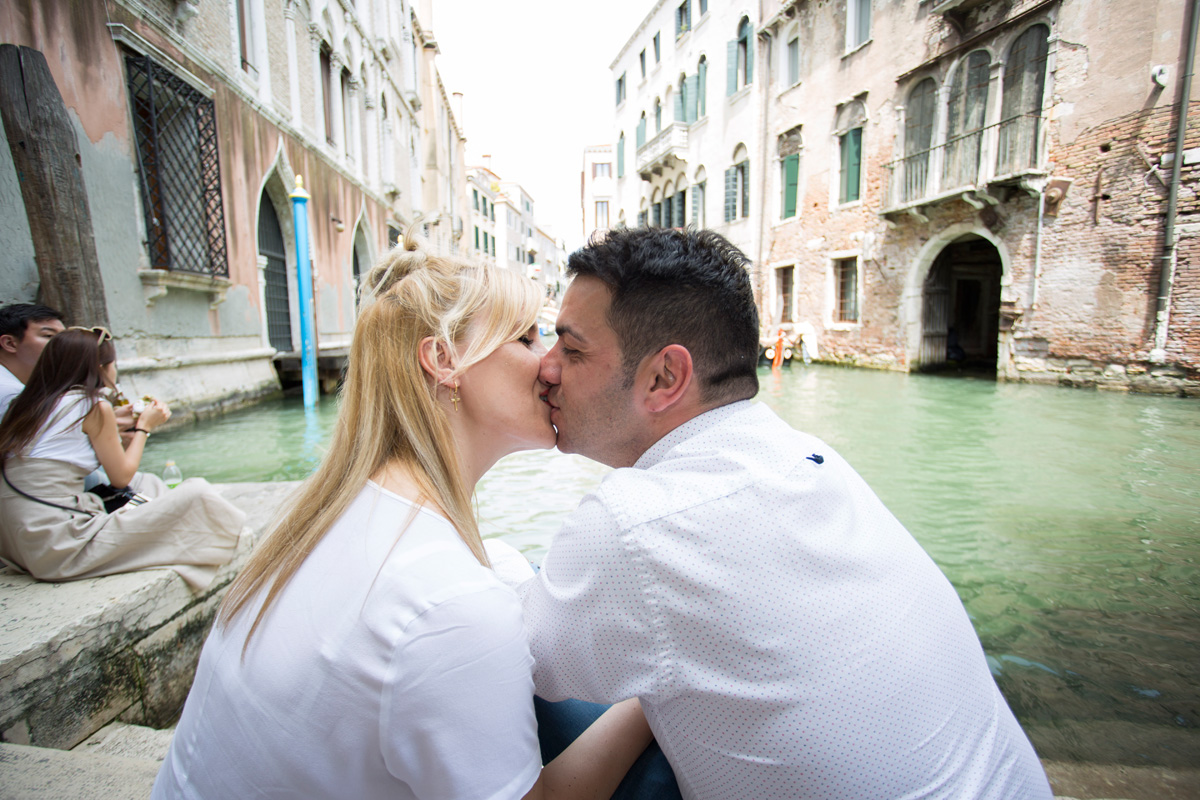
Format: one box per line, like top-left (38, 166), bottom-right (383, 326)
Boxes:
top-left (755, 26), bottom-right (773, 315)
top-left (1152, 0), bottom-right (1199, 360)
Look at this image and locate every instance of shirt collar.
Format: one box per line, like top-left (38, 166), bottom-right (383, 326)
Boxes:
top-left (634, 400), bottom-right (753, 470)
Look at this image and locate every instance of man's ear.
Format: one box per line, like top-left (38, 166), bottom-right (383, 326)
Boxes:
top-left (417, 336), bottom-right (456, 385)
top-left (639, 344), bottom-right (694, 414)
top-left (0, 334), bottom-right (19, 356)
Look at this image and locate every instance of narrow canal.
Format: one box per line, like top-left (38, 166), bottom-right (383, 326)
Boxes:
top-left (142, 364), bottom-right (1200, 770)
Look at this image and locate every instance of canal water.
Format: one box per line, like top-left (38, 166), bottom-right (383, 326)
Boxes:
top-left (141, 364), bottom-right (1200, 769)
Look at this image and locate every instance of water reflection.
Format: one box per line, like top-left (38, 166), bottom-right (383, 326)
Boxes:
top-left (144, 366), bottom-right (1200, 768)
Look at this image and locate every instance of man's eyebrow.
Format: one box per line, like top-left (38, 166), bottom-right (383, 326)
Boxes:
top-left (555, 324), bottom-right (586, 343)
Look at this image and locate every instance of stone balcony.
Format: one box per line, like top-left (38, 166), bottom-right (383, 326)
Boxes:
top-left (637, 122), bottom-right (689, 180)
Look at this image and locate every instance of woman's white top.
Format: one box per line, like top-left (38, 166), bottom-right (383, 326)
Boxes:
top-left (153, 482), bottom-right (541, 800)
top-left (26, 392), bottom-right (99, 471)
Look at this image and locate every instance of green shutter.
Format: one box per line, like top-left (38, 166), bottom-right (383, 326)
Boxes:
top-left (674, 91), bottom-right (684, 122)
top-left (740, 161), bottom-right (750, 217)
top-left (692, 182), bottom-right (703, 225)
top-left (617, 134), bottom-right (625, 177)
top-left (783, 154), bottom-right (799, 218)
top-left (840, 128), bottom-right (862, 203)
top-left (698, 60), bottom-right (707, 115)
top-left (726, 40), bottom-right (738, 95)
top-left (676, 191), bottom-right (686, 226)
top-left (637, 118), bottom-right (646, 148)
top-left (745, 34), bottom-right (754, 85)
top-left (685, 75), bottom-right (699, 122)
top-left (724, 167), bottom-right (736, 221)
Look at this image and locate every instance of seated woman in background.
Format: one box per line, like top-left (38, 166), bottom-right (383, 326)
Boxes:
top-left (0, 327), bottom-right (244, 591)
top-left (152, 230), bottom-right (654, 800)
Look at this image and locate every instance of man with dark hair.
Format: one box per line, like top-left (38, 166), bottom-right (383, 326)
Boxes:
top-left (521, 228), bottom-right (1051, 799)
top-left (0, 303), bottom-right (65, 417)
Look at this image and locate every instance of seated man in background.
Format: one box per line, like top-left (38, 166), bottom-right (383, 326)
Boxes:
top-left (521, 227), bottom-right (1053, 800)
top-left (0, 304), bottom-right (64, 417)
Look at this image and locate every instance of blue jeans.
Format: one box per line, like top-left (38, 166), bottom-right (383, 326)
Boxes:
top-left (534, 696), bottom-right (682, 800)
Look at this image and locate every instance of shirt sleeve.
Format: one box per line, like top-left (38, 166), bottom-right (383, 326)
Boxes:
top-left (518, 493), bottom-right (663, 704)
top-left (380, 587), bottom-right (541, 800)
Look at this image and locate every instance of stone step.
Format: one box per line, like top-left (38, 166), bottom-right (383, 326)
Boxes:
top-left (0, 740), bottom-right (161, 800)
top-left (74, 721), bottom-right (173, 762)
top-left (0, 482), bottom-right (297, 751)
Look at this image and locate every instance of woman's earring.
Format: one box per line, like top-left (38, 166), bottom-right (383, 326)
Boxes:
top-left (450, 382), bottom-right (461, 411)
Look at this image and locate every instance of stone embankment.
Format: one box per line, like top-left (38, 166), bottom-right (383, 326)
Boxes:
top-left (0, 481), bottom-right (1195, 799)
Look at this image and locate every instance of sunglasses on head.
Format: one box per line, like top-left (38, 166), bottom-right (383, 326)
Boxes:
top-left (68, 326), bottom-right (113, 344)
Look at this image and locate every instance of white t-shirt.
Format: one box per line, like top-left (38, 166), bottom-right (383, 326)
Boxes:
top-left (26, 392), bottom-right (99, 471)
top-left (520, 400), bottom-right (1053, 800)
top-left (0, 365), bottom-right (24, 420)
top-left (154, 482), bottom-right (541, 800)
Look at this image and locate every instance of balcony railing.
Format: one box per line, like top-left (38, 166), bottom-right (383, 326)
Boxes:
top-left (882, 114), bottom-right (1046, 212)
top-left (636, 122), bottom-right (689, 178)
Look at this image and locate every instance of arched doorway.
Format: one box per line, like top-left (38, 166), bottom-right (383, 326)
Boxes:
top-left (258, 192), bottom-right (293, 352)
top-left (919, 235), bottom-right (1002, 374)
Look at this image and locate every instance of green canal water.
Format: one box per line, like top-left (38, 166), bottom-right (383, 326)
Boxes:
top-left (141, 364), bottom-right (1200, 769)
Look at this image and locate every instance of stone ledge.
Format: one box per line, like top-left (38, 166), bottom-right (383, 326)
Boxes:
top-left (0, 741), bottom-right (161, 800)
top-left (0, 482), bottom-right (298, 750)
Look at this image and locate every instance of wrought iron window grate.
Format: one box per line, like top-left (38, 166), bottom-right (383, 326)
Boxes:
top-left (124, 52), bottom-right (229, 277)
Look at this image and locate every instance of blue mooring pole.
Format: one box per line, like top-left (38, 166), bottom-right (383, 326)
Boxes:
top-left (289, 175), bottom-right (318, 408)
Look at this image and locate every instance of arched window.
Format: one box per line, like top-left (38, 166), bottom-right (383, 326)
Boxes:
top-left (697, 55), bottom-right (708, 117)
top-left (692, 166), bottom-right (707, 226)
top-left (655, 97), bottom-right (663, 133)
top-left (943, 50), bottom-right (990, 189)
top-left (725, 144), bottom-right (750, 221)
top-left (674, 174), bottom-right (688, 227)
top-left (728, 17), bottom-right (753, 95)
top-left (663, 179), bottom-right (675, 227)
top-left (999, 24), bottom-right (1050, 174)
top-left (651, 187), bottom-right (663, 227)
top-left (902, 78), bottom-right (937, 201)
top-left (676, 74), bottom-right (688, 122)
top-left (617, 132), bottom-right (626, 178)
top-left (637, 111), bottom-right (647, 148)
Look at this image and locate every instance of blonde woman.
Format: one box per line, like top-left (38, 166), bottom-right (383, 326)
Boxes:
top-left (153, 232), bottom-right (653, 799)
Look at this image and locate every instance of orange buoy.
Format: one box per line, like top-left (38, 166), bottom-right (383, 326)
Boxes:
top-left (771, 330), bottom-right (784, 369)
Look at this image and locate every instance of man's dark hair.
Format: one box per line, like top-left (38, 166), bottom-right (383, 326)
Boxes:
top-left (567, 227), bottom-right (759, 404)
top-left (0, 304), bottom-right (63, 340)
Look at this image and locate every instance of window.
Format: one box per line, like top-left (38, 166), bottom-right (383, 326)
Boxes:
top-left (728, 17), bottom-right (754, 95)
top-left (692, 177), bottom-right (706, 226)
top-left (637, 113), bottom-right (647, 148)
top-left (491, 236), bottom-right (496, 256)
top-left (474, 226), bottom-right (480, 249)
top-left (776, 266), bottom-right (794, 322)
top-left (835, 100), bottom-right (866, 204)
top-left (902, 78), bottom-right (937, 202)
top-left (618, 133), bottom-right (626, 178)
top-left (236, 0), bottom-right (258, 77)
top-left (939, 51), bottom-right (990, 193)
top-left (700, 0), bottom-right (707, 14)
top-left (847, 0), bottom-right (871, 51)
top-left (698, 56), bottom-right (707, 117)
top-left (638, 209), bottom-right (649, 227)
top-left (655, 98), bottom-right (662, 133)
top-left (473, 188), bottom-right (480, 210)
top-left (616, 73), bottom-right (627, 106)
top-left (676, 1), bottom-right (691, 37)
top-left (596, 200), bottom-right (610, 229)
top-left (654, 32), bottom-right (661, 62)
top-left (341, 67), bottom-right (352, 157)
top-left (675, 188), bottom-right (687, 227)
top-left (663, 185), bottom-right (674, 228)
top-left (786, 36), bottom-right (800, 85)
top-left (124, 51), bottom-right (229, 276)
top-left (652, 202), bottom-right (662, 227)
top-left (724, 146), bottom-right (750, 221)
top-left (998, 24), bottom-right (1050, 175)
top-left (640, 49), bottom-right (647, 78)
top-left (594, 162), bottom-right (612, 178)
top-left (834, 257), bottom-right (859, 323)
top-left (320, 44), bottom-right (335, 145)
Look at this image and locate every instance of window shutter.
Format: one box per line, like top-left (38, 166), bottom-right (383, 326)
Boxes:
top-left (685, 75), bottom-right (699, 122)
top-left (745, 35), bottom-right (754, 85)
top-left (637, 118), bottom-right (646, 148)
top-left (674, 91), bottom-right (684, 122)
top-left (724, 167), bottom-right (736, 221)
top-left (692, 183), bottom-right (703, 225)
top-left (740, 161), bottom-right (750, 218)
top-left (675, 191), bottom-right (686, 226)
top-left (726, 40), bottom-right (738, 95)
top-left (698, 61), bottom-right (707, 115)
top-left (617, 135), bottom-right (625, 178)
top-left (783, 154), bottom-right (799, 218)
top-left (652, 203), bottom-right (662, 227)
top-left (840, 128), bottom-right (862, 203)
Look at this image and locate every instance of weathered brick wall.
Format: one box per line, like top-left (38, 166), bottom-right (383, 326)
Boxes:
top-left (265, 1), bottom-right (291, 117)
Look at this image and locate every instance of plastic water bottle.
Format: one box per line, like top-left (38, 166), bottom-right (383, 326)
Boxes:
top-left (163, 460), bottom-right (183, 489)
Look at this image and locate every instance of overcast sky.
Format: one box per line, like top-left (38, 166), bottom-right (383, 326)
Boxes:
top-left (434, 0), bottom-right (651, 252)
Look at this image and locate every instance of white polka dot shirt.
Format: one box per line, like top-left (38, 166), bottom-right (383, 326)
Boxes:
top-left (520, 401), bottom-right (1052, 800)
